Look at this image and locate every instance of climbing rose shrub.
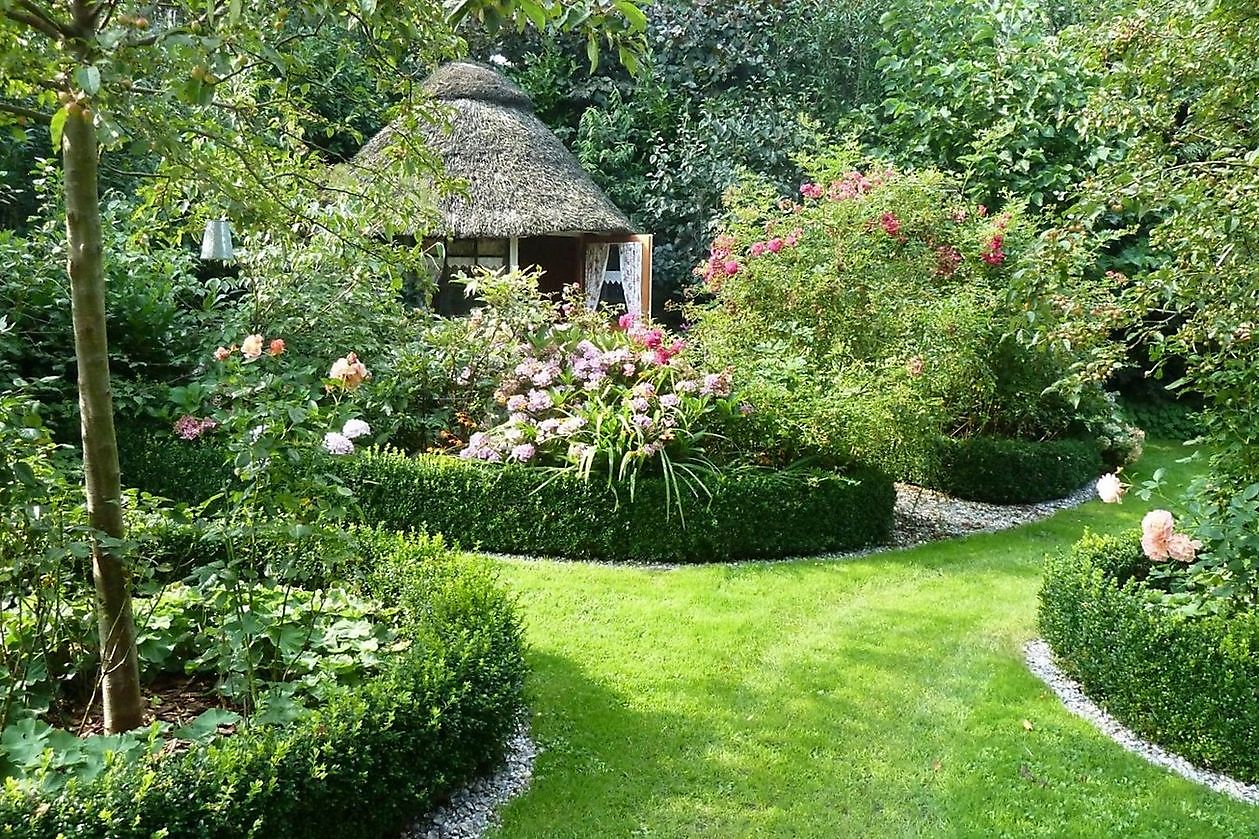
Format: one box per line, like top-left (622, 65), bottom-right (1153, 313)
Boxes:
top-left (687, 145), bottom-right (1123, 471)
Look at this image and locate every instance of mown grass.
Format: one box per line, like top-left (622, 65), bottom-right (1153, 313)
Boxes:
top-left (487, 442), bottom-right (1258, 838)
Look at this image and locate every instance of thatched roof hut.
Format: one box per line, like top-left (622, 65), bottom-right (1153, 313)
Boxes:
top-left (352, 61), bottom-right (651, 316)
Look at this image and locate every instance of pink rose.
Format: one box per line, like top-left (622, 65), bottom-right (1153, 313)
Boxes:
top-left (268, 338), bottom-right (286, 357)
top-left (1140, 509), bottom-right (1176, 561)
top-left (723, 260), bottom-right (740, 276)
top-left (767, 238), bottom-right (784, 253)
top-left (213, 346), bottom-right (231, 362)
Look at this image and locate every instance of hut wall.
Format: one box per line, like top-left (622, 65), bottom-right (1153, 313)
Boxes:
top-left (519, 235), bottom-right (583, 296)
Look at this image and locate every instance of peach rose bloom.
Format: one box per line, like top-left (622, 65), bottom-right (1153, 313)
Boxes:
top-left (268, 338), bottom-right (286, 357)
top-left (1140, 509), bottom-right (1176, 561)
top-left (240, 334), bottom-right (264, 360)
top-left (1096, 473), bottom-right (1125, 504)
top-left (329, 352), bottom-right (369, 389)
top-left (213, 346), bottom-right (231, 362)
top-left (1166, 532), bottom-right (1202, 563)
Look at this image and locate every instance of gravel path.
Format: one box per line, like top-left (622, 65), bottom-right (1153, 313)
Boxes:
top-left (402, 485), bottom-right (1099, 838)
top-left (402, 723), bottom-right (538, 839)
top-left (1025, 639), bottom-right (1259, 805)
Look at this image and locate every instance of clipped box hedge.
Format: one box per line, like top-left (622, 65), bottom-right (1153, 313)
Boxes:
top-left (1039, 532), bottom-right (1259, 783)
top-left (0, 530), bottom-right (527, 838)
top-left (909, 435), bottom-right (1103, 504)
top-left (338, 451), bottom-right (895, 563)
top-left (117, 427), bottom-right (895, 563)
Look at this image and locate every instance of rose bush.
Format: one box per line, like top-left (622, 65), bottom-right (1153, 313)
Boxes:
top-left (686, 145), bottom-right (1128, 481)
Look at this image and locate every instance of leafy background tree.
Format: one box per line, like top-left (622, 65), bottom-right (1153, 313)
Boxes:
top-left (0, 0), bottom-right (645, 733)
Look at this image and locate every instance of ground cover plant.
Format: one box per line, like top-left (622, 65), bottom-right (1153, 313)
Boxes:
top-left (481, 443), bottom-right (1257, 838)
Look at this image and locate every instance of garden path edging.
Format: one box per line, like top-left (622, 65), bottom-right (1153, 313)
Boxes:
top-left (1024, 638), bottom-right (1259, 805)
top-left (402, 721), bottom-right (539, 839)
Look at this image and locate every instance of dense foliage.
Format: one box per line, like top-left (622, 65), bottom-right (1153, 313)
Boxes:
top-left (1020, 0), bottom-right (1259, 611)
top-left (1040, 531), bottom-right (1259, 783)
top-left (341, 450), bottom-right (895, 563)
top-left (0, 529), bottom-right (527, 837)
top-left (686, 147), bottom-right (1125, 491)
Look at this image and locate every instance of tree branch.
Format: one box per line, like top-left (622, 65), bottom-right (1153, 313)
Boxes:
top-left (0, 99), bottom-right (52, 124)
top-left (0, 5), bottom-right (67, 40)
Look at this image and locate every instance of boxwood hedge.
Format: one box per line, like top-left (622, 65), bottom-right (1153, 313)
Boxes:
top-left (1039, 532), bottom-right (1259, 783)
top-left (910, 435), bottom-right (1103, 504)
top-left (337, 450), bottom-right (895, 563)
top-left (118, 427), bottom-right (895, 563)
top-left (0, 530), bottom-right (527, 838)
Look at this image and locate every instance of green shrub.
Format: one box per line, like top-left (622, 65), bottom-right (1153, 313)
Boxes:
top-left (340, 450), bottom-right (894, 563)
top-left (913, 436), bottom-right (1103, 504)
top-left (1039, 532), bottom-right (1259, 782)
top-left (0, 530), bottom-right (527, 838)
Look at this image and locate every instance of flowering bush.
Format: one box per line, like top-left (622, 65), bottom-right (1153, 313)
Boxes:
top-left (687, 145), bottom-right (1126, 474)
top-left (458, 313), bottom-right (745, 515)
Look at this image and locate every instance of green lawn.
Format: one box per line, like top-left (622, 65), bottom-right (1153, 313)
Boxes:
top-left (486, 443), bottom-right (1259, 838)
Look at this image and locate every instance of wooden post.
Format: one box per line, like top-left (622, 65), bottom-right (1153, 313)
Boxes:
top-left (638, 234), bottom-right (653, 317)
top-left (509, 236), bottom-right (519, 272)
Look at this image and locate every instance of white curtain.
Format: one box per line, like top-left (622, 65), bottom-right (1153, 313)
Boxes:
top-left (584, 243), bottom-right (610, 310)
top-left (620, 241), bottom-right (643, 316)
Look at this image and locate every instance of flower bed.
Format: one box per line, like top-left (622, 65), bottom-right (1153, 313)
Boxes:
top-left (339, 450), bottom-right (895, 563)
top-left (0, 529), bottom-right (527, 838)
top-left (1038, 532), bottom-right (1259, 783)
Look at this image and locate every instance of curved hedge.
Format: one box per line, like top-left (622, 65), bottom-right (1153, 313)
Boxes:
top-left (117, 427), bottom-right (896, 563)
top-left (1039, 532), bottom-right (1259, 783)
top-left (910, 435), bottom-right (1103, 504)
top-left (0, 530), bottom-right (527, 838)
top-left (339, 451), bottom-right (895, 563)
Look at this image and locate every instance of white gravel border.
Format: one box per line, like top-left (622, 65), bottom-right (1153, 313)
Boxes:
top-left (1025, 639), bottom-right (1259, 805)
top-left (402, 722), bottom-right (539, 839)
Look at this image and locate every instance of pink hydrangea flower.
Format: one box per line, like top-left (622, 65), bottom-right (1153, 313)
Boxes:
top-left (800, 183), bottom-right (824, 200)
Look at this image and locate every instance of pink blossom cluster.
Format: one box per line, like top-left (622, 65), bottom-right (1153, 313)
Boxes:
top-left (461, 320), bottom-right (740, 467)
top-left (619, 314), bottom-right (687, 366)
top-left (746, 228), bottom-right (803, 260)
top-left (880, 212), bottom-right (902, 237)
top-left (1141, 510), bottom-right (1202, 563)
top-left (800, 182), bottom-right (824, 200)
top-left (174, 414), bottom-right (218, 441)
top-left (981, 233), bottom-right (1006, 266)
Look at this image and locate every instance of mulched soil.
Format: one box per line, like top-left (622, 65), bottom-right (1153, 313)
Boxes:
top-left (46, 673), bottom-right (240, 737)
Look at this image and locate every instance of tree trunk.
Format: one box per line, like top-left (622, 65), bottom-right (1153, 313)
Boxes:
top-left (63, 105), bottom-right (146, 733)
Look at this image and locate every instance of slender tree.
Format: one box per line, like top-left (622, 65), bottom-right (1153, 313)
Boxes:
top-left (0, 0), bottom-right (644, 734)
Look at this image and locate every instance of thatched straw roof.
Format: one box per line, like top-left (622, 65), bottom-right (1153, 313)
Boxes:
top-left (353, 62), bottom-right (634, 239)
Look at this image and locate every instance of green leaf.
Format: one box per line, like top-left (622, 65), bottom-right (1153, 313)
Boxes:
top-left (49, 106), bottom-right (68, 153)
top-left (74, 66), bottom-right (101, 96)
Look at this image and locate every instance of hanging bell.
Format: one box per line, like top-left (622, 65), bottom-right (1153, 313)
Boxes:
top-left (200, 219), bottom-right (235, 262)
